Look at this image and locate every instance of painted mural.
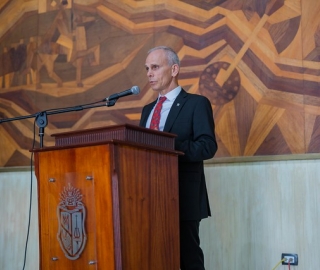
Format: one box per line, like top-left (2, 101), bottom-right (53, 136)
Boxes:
top-left (0, 0), bottom-right (320, 166)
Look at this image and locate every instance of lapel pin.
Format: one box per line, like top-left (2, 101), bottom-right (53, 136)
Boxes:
top-left (177, 103), bottom-right (180, 106)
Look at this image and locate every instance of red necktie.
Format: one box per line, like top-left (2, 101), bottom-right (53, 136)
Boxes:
top-left (150, 96), bottom-right (166, 130)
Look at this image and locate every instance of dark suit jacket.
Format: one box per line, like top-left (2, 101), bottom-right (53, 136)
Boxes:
top-left (140, 89), bottom-right (218, 221)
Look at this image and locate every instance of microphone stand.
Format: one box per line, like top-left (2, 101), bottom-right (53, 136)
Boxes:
top-left (0, 98), bottom-right (118, 148)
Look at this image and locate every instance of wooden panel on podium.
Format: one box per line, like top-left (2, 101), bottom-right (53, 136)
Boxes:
top-left (32, 124), bottom-right (180, 270)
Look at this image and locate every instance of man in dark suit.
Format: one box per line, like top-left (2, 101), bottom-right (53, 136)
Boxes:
top-left (139, 46), bottom-right (218, 270)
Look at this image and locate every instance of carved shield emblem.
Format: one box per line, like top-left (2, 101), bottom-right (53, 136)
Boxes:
top-left (57, 183), bottom-right (87, 260)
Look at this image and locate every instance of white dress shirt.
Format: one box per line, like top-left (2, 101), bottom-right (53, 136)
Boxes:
top-left (146, 86), bottom-right (182, 131)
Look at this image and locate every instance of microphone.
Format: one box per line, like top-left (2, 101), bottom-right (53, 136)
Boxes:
top-left (105, 86), bottom-right (140, 101)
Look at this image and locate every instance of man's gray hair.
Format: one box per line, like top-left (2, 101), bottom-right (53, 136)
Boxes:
top-left (148, 46), bottom-right (180, 67)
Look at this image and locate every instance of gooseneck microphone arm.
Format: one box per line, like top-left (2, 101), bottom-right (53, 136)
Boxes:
top-left (0, 86), bottom-right (140, 148)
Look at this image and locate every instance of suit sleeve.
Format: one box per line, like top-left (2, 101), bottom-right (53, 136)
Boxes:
top-left (174, 96), bottom-right (217, 162)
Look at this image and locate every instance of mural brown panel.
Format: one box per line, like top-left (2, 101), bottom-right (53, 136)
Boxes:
top-left (0, 0), bottom-right (319, 166)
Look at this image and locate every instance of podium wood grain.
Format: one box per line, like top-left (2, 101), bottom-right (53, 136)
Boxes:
top-left (33, 125), bottom-right (180, 269)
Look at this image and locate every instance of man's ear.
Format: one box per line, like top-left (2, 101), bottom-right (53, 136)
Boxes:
top-left (171, 64), bottom-right (180, 77)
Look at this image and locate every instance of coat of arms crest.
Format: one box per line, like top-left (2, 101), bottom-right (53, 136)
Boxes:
top-left (57, 183), bottom-right (87, 260)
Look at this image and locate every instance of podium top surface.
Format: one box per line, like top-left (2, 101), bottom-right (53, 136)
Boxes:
top-left (50, 124), bottom-right (176, 151)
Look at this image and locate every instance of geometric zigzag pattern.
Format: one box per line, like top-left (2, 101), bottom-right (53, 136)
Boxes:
top-left (0, 0), bottom-right (320, 166)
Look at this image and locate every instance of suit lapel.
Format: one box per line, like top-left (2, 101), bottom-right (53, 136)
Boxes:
top-left (163, 89), bottom-right (188, 132)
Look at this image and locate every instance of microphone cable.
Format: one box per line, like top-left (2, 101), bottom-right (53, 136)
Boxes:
top-left (21, 119), bottom-right (37, 270)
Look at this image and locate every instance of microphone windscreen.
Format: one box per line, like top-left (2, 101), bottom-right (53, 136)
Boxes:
top-left (131, 86), bottom-right (140, 95)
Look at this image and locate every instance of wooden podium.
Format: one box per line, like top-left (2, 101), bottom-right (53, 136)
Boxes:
top-left (32, 124), bottom-right (180, 270)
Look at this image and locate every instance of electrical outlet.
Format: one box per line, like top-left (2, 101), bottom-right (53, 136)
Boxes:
top-left (281, 253), bottom-right (298, 265)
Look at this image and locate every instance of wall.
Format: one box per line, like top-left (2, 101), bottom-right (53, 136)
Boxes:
top-left (201, 156), bottom-right (320, 270)
top-left (0, 169), bottom-right (39, 270)
top-left (1, 0), bottom-right (320, 167)
top-left (1, 156), bottom-right (320, 269)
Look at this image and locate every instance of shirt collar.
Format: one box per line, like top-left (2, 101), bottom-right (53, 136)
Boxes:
top-left (158, 86), bottom-right (182, 101)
